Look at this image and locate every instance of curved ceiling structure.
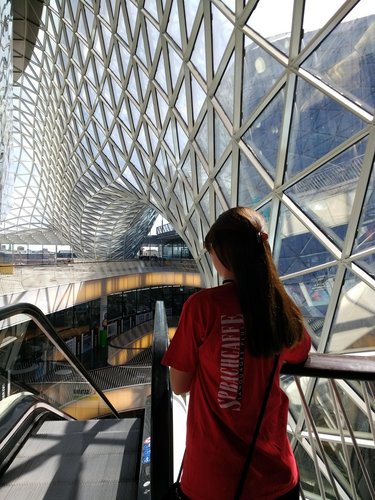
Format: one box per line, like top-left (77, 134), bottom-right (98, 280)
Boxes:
top-left (0, 1), bottom-right (374, 497)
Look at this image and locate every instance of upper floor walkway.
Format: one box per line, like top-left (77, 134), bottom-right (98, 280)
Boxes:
top-left (0, 259), bottom-right (202, 316)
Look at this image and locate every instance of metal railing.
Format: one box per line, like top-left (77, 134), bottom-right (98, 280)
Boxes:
top-left (282, 354), bottom-right (375, 500)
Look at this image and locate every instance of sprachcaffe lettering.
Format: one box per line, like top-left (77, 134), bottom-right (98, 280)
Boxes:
top-left (218, 314), bottom-right (245, 410)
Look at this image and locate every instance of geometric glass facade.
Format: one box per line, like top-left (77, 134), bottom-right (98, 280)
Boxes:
top-left (0, 2), bottom-right (374, 498)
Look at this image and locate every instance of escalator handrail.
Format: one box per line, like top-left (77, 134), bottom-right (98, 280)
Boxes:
top-left (0, 302), bottom-right (120, 419)
top-left (150, 300), bottom-right (173, 499)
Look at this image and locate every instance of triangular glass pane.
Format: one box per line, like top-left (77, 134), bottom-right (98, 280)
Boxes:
top-left (274, 203), bottom-right (335, 276)
top-left (181, 153), bottom-right (193, 189)
top-left (164, 120), bottom-right (175, 153)
top-left (156, 92), bottom-right (168, 124)
top-left (286, 76), bottom-right (367, 179)
top-left (302, 7), bottom-right (375, 112)
top-left (167, 1), bottom-right (182, 48)
top-left (283, 265), bottom-right (337, 342)
top-left (144, 0), bottom-right (159, 22)
top-left (125, 1), bottom-right (138, 40)
top-left (137, 30), bottom-right (147, 67)
top-left (168, 44), bottom-right (183, 90)
top-left (176, 121), bottom-right (188, 156)
top-left (191, 74), bottom-right (206, 122)
top-left (145, 18), bottom-right (159, 62)
top-left (175, 80), bottom-right (188, 124)
top-left (257, 201), bottom-right (271, 226)
top-left (122, 167), bottom-right (141, 193)
top-left (302, 0), bottom-right (346, 47)
top-left (152, 46), bottom-right (165, 87)
top-left (216, 156), bottom-right (232, 206)
top-left (196, 158), bottom-right (208, 192)
top-left (184, 0), bottom-right (200, 38)
top-left (214, 112), bottom-right (230, 161)
top-left (353, 151), bottom-right (375, 254)
top-left (238, 151), bottom-right (271, 206)
top-left (191, 20), bottom-right (206, 80)
top-left (328, 270), bottom-right (375, 353)
top-left (242, 43), bottom-right (285, 125)
top-left (286, 137), bottom-right (368, 249)
top-left (146, 94), bottom-right (157, 124)
top-left (242, 88), bottom-right (285, 179)
top-left (195, 114), bottom-right (208, 161)
top-left (211, 4), bottom-right (233, 73)
top-left (353, 253), bottom-right (375, 280)
top-left (246, 0), bottom-right (293, 53)
top-left (199, 189), bottom-right (210, 230)
top-left (215, 52), bottom-right (235, 121)
top-left (155, 149), bottom-right (166, 178)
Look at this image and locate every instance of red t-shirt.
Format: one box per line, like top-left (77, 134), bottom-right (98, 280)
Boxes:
top-left (162, 283), bottom-right (311, 500)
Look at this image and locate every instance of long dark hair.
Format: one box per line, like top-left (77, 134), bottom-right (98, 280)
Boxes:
top-left (204, 207), bottom-right (305, 357)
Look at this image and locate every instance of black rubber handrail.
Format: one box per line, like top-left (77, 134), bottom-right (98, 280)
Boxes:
top-left (150, 300), bottom-right (173, 500)
top-left (0, 302), bottom-right (120, 418)
top-left (282, 352), bottom-right (375, 381)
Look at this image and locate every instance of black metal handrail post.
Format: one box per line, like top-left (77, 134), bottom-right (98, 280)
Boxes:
top-left (150, 300), bottom-right (173, 500)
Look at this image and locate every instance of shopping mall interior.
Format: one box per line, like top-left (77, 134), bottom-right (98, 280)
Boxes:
top-left (0, 1), bottom-right (374, 499)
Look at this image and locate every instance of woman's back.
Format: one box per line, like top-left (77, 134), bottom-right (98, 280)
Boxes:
top-left (163, 282), bottom-right (311, 500)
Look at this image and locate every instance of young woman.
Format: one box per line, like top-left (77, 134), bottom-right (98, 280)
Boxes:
top-left (162, 207), bottom-right (311, 500)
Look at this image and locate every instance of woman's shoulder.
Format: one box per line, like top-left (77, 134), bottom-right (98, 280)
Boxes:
top-left (184, 284), bottom-right (237, 311)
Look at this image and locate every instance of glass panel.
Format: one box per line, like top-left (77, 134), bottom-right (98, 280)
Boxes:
top-left (286, 138), bottom-right (368, 249)
top-left (274, 203), bottom-right (335, 276)
top-left (191, 73), bottom-right (206, 122)
top-left (211, 4), bottom-right (233, 73)
top-left (181, 153), bottom-right (193, 189)
top-left (303, 0), bottom-right (345, 46)
top-left (214, 112), bottom-right (230, 161)
top-left (191, 20), bottom-right (206, 80)
top-left (215, 52), bottom-right (235, 121)
top-left (353, 253), bottom-right (375, 279)
top-left (176, 79), bottom-right (188, 124)
top-left (302, 7), bottom-right (375, 112)
top-left (167, 1), bottom-right (182, 48)
top-left (183, 0), bottom-right (200, 39)
top-left (242, 40), bottom-right (285, 125)
top-left (353, 156), bottom-right (375, 255)
top-left (286, 76), bottom-right (366, 179)
top-left (246, 0), bottom-right (293, 53)
top-left (294, 442), bottom-right (332, 499)
top-left (196, 158), bottom-right (208, 192)
top-left (168, 43), bottom-right (183, 90)
top-left (238, 151), bottom-right (271, 206)
top-left (216, 156), bottom-right (232, 206)
top-left (196, 114), bottom-right (209, 161)
top-left (328, 270), bottom-right (375, 353)
top-left (283, 266), bottom-right (337, 343)
top-left (242, 88), bottom-right (285, 179)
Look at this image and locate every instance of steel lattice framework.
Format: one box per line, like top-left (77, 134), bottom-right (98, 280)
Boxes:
top-left (0, 1), bottom-right (374, 497)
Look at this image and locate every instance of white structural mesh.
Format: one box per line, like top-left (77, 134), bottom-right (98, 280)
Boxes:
top-left (0, 1), bottom-right (374, 496)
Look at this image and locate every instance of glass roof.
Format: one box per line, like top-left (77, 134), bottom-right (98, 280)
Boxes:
top-left (0, 1), bottom-right (374, 496)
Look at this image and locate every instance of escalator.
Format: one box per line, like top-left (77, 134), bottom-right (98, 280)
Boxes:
top-left (0, 302), bottom-right (174, 499)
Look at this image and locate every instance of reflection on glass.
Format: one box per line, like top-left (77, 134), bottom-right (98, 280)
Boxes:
top-left (211, 4), bottom-right (233, 73)
top-left (353, 157), bottom-right (375, 255)
top-left (242, 89), bottom-right (285, 178)
top-left (303, 13), bottom-right (375, 112)
top-left (238, 151), bottom-right (271, 207)
top-left (328, 270), bottom-right (375, 353)
top-left (286, 138), bottom-right (368, 249)
top-left (283, 266), bottom-right (337, 343)
top-left (286, 77), bottom-right (365, 179)
top-left (274, 203), bottom-right (335, 276)
top-left (215, 53), bottom-right (235, 121)
top-left (241, 42), bottom-right (285, 126)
